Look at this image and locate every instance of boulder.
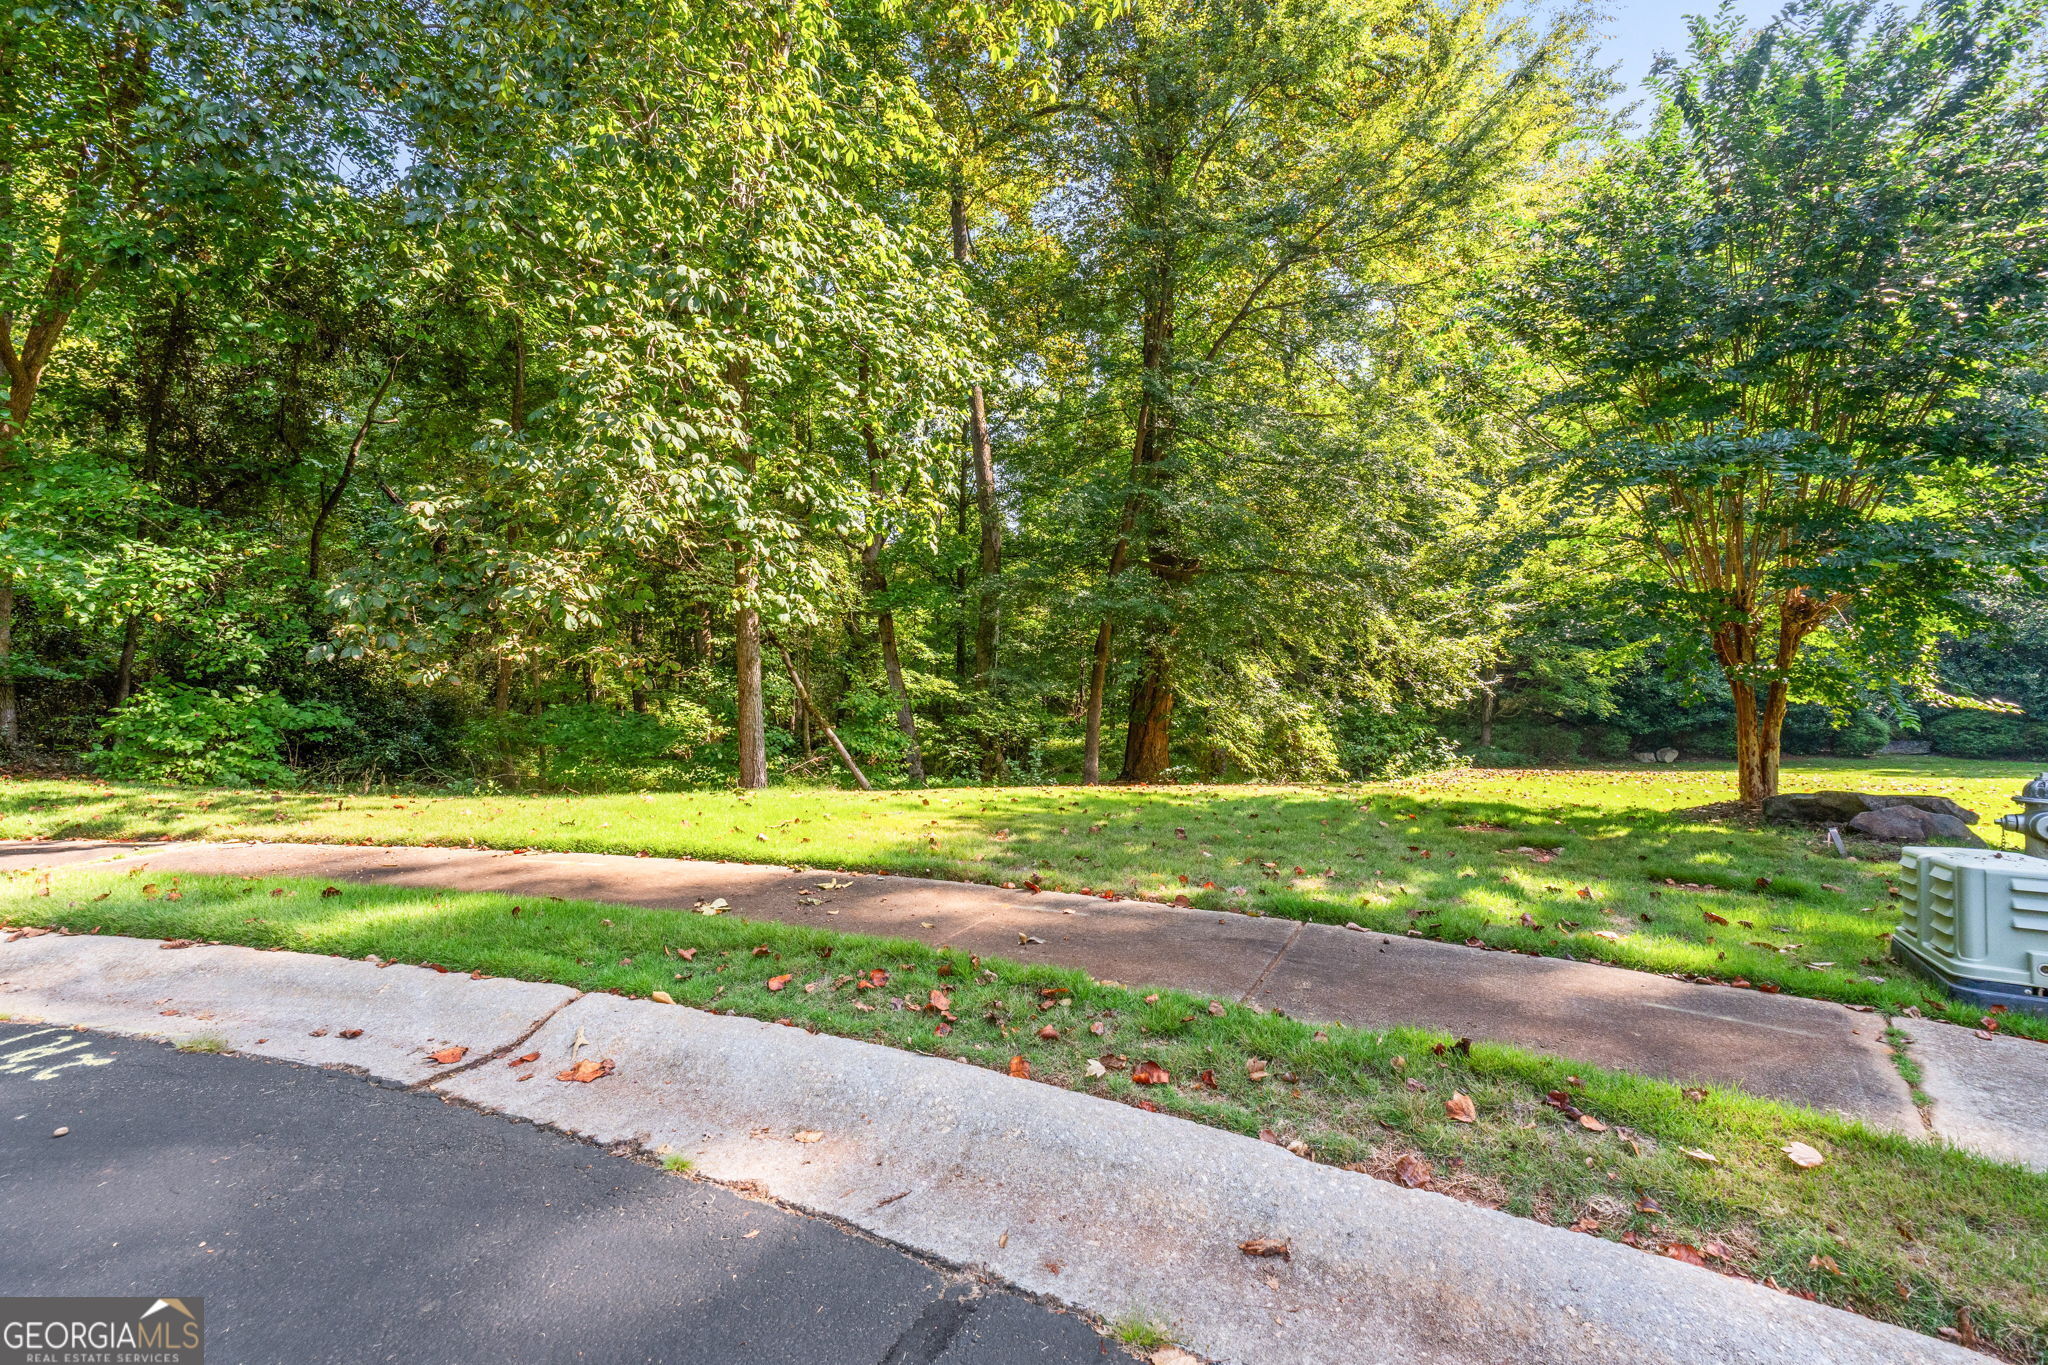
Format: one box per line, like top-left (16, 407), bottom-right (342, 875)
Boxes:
top-left (1846, 805), bottom-right (1987, 848)
top-left (1878, 739), bottom-right (1933, 756)
top-left (1761, 789), bottom-right (1981, 827)
top-left (1633, 751), bottom-right (1658, 764)
top-left (1655, 747), bottom-right (1679, 763)
top-left (1875, 794), bottom-right (1979, 825)
top-left (1763, 790), bottom-right (1878, 824)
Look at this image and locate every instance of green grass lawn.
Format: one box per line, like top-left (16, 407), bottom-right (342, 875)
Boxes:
top-left (5, 757), bottom-right (2043, 1035)
top-left (4, 865), bottom-right (2043, 1360)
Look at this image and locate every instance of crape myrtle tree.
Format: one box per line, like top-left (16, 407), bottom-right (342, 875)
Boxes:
top-left (1506, 0), bottom-right (2048, 805)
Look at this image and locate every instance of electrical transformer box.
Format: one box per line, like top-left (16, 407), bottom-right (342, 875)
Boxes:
top-left (1892, 846), bottom-right (2048, 1016)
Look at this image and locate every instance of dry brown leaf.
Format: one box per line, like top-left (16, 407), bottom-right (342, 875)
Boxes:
top-left (1783, 1141), bottom-right (1826, 1169)
top-left (1578, 1115), bottom-right (1608, 1132)
top-left (766, 974), bottom-right (794, 992)
top-left (1393, 1153), bottom-right (1433, 1189)
top-left (1131, 1060), bottom-right (1170, 1086)
top-left (792, 1130), bottom-right (824, 1143)
top-left (427, 1045), bottom-right (468, 1065)
top-left (556, 1057), bottom-right (615, 1083)
top-left (1008, 1055), bottom-right (1031, 1080)
top-left (1444, 1092), bottom-right (1477, 1124)
top-left (1238, 1237), bottom-right (1291, 1260)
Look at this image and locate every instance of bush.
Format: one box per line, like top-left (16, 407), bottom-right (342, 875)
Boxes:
top-left (1831, 709), bottom-right (1891, 757)
top-left (1925, 710), bottom-right (2048, 759)
top-left (91, 685), bottom-right (347, 786)
top-left (1337, 706), bottom-right (1459, 779)
top-left (467, 702), bottom-right (721, 788)
top-left (1580, 725), bottom-right (1635, 760)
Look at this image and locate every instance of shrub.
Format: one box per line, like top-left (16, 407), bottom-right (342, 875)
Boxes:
top-left (1831, 709), bottom-right (1891, 757)
top-left (1337, 706), bottom-right (1459, 779)
top-left (1926, 710), bottom-right (2048, 759)
top-left (91, 685), bottom-right (347, 786)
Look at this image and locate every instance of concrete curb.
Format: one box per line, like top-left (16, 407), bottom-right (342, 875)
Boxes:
top-left (0, 931), bottom-right (577, 1086)
top-left (0, 930), bottom-right (1980, 1365)
top-left (1900, 1018), bottom-right (2048, 1172)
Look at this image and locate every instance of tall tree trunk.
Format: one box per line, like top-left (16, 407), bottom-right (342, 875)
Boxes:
top-left (858, 416), bottom-right (926, 784)
top-left (308, 357), bottom-right (399, 582)
top-left (113, 614), bottom-right (140, 707)
top-left (735, 571), bottom-right (767, 788)
top-left (950, 180), bottom-right (1003, 687)
top-left (628, 616), bottom-right (649, 714)
top-left (493, 657), bottom-right (512, 715)
top-left (875, 601), bottom-right (924, 785)
top-left (1478, 686), bottom-right (1495, 748)
top-left (0, 576), bottom-right (16, 747)
top-left (773, 636), bottom-right (871, 790)
top-left (1085, 257), bottom-right (1175, 784)
top-left (1119, 644), bottom-right (1174, 782)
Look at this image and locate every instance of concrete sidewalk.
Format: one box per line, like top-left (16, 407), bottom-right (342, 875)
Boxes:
top-left (0, 927), bottom-right (1983, 1365)
top-left (1, 838), bottom-right (1918, 1130)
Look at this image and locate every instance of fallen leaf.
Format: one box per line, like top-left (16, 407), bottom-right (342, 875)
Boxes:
top-left (1239, 1237), bottom-right (1291, 1260)
top-left (1038, 1024), bottom-right (1060, 1040)
top-left (508, 1052), bottom-right (540, 1066)
top-left (1444, 1092), bottom-right (1477, 1123)
top-left (1680, 1147), bottom-right (1719, 1165)
top-left (1246, 1057), bottom-right (1269, 1081)
top-left (556, 1057), bottom-right (615, 1083)
top-left (1393, 1153), bottom-right (1433, 1188)
top-left (1665, 1243), bottom-right (1708, 1267)
top-left (792, 1130), bottom-right (824, 1143)
top-left (1131, 1060), bottom-right (1170, 1085)
top-left (649, 989), bottom-right (675, 1005)
top-left (1579, 1115), bottom-right (1608, 1132)
top-left (1782, 1141), bottom-right (1825, 1169)
top-left (427, 1045), bottom-right (468, 1065)
top-left (1009, 1055), bottom-right (1031, 1079)
top-left (766, 974), bottom-right (794, 991)
top-left (929, 989), bottom-right (951, 1010)
top-left (320, 885), bottom-right (343, 899)
top-left (1085, 1058), bottom-right (1108, 1078)
top-left (337, 1028), bottom-right (363, 1039)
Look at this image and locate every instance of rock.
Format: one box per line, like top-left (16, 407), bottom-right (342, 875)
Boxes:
top-left (1760, 789), bottom-right (1980, 828)
top-left (1655, 747), bottom-right (1679, 763)
top-left (1878, 739), bottom-right (1933, 756)
top-left (1846, 805), bottom-right (1987, 848)
top-left (1763, 790), bottom-right (1875, 824)
top-left (1633, 751), bottom-right (1657, 764)
top-left (1875, 794), bottom-right (1979, 825)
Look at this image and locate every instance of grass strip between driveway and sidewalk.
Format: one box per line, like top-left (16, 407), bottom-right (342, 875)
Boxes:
top-left (5, 758), bottom-right (2043, 1041)
top-left (4, 863), bottom-right (2046, 1361)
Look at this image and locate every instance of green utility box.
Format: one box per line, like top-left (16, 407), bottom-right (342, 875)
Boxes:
top-left (1892, 846), bottom-right (2048, 1016)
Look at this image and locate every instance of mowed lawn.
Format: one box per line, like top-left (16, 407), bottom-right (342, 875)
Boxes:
top-left (5, 868), bottom-right (2046, 1358)
top-left (3, 756), bottom-right (2043, 1035)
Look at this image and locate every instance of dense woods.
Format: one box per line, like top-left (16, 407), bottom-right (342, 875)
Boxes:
top-left (5, 0), bottom-right (2047, 799)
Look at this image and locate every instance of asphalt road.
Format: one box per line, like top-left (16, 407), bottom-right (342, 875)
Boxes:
top-left (0, 1024), bottom-right (1117, 1365)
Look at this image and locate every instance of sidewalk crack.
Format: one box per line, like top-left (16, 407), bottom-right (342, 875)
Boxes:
top-left (1238, 920), bottom-right (1305, 1005)
top-left (412, 990), bottom-right (584, 1090)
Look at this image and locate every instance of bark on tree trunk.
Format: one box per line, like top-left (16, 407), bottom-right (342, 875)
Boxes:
top-left (1730, 677), bottom-right (1789, 806)
top-left (628, 616), bottom-right (649, 714)
top-left (950, 183), bottom-right (1003, 687)
top-left (113, 614), bottom-right (140, 708)
top-left (492, 657), bottom-right (512, 715)
top-left (1082, 620), bottom-right (1115, 785)
top-left (773, 636), bottom-right (871, 790)
top-left (1478, 686), bottom-right (1495, 748)
top-left (0, 575), bottom-right (16, 748)
top-left (876, 602), bottom-right (925, 784)
top-left (734, 564), bottom-right (768, 789)
top-left (1119, 645), bottom-right (1174, 782)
